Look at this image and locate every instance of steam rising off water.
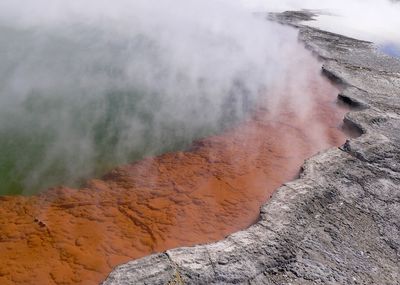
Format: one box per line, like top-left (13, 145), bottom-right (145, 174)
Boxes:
top-left (0, 0), bottom-right (299, 195)
top-left (0, 43), bottom-right (350, 285)
top-left (0, 1), bottom-right (360, 284)
top-left (243, 0), bottom-right (400, 51)
top-left (1, 0), bottom-right (398, 195)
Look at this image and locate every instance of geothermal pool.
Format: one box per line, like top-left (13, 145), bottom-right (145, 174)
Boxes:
top-left (0, 46), bottom-right (353, 284)
top-left (0, 0), bottom-right (362, 283)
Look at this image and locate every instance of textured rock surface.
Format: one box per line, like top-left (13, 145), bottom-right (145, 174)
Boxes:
top-left (103, 12), bottom-right (400, 285)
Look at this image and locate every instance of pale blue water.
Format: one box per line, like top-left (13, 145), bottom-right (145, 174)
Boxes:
top-left (381, 43), bottom-right (400, 57)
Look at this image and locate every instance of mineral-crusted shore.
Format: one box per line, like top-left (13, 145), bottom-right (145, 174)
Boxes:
top-left (103, 12), bottom-right (400, 285)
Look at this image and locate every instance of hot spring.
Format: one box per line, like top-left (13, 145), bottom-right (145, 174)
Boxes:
top-left (0, 1), bottom-right (277, 195)
top-left (0, 0), bottom-right (372, 284)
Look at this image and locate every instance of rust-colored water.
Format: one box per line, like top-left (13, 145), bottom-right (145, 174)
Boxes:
top-left (0, 53), bottom-right (350, 284)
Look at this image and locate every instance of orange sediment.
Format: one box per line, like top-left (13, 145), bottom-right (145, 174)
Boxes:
top-left (0, 58), bottom-right (350, 285)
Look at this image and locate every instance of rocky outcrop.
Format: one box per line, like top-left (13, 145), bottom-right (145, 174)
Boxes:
top-left (103, 12), bottom-right (400, 285)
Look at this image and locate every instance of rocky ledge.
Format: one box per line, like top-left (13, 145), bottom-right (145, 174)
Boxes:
top-left (103, 11), bottom-right (400, 285)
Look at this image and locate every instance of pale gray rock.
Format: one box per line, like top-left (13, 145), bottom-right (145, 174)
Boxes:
top-left (103, 11), bottom-right (400, 285)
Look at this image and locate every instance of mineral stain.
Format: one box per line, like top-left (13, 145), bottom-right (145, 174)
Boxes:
top-left (0, 56), bottom-right (350, 284)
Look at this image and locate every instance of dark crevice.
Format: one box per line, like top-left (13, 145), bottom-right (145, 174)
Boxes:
top-left (321, 66), bottom-right (347, 87)
top-left (337, 93), bottom-right (368, 110)
top-left (341, 117), bottom-right (364, 138)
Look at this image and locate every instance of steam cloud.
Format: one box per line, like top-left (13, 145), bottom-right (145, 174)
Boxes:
top-left (0, 0), bottom-right (299, 194)
top-left (0, 0), bottom-right (397, 195)
top-left (242, 0), bottom-right (400, 45)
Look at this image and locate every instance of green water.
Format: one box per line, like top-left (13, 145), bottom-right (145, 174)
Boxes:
top-left (0, 88), bottom-right (249, 195)
top-left (0, 22), bottom-right (261, 195)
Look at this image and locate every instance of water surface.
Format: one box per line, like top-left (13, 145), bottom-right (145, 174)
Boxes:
top-left (0, 44), bottom-right (352, 285)
top-left (380, 43), bottom-right (400, 57)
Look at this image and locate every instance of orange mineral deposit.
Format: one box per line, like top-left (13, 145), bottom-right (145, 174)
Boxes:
top-left (0, 55), bottom-right (351, 285)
